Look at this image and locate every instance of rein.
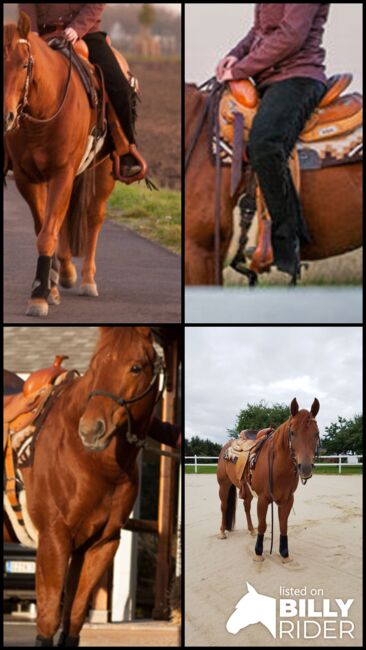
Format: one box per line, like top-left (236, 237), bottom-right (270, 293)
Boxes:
top-left (10, 37), bottom-right (73, 131)
top-left (87, 353), bottom-right (166, 448)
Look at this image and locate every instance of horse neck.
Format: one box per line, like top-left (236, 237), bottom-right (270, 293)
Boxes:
top-left (273, 419), bottom-right (291, 458)
top-left (27, 34), bottom-right (69, 119)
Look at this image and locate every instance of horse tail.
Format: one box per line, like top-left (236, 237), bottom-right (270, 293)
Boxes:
top-left (66, 170), bottom-right (94, 257)
top-left (225, 484), bottom-right (237, 531)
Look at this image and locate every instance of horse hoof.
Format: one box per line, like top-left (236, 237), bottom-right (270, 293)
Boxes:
top-left (48, 286), bottom-right (61, 305)
top-left (249, 528), bottom-right (257, 536)
top-left (26, 299), bottom-right (48, 317)
top-left (59, 267), bottom-right (77, 288)
top-left (79, 283), bottom-right (98, 297)
top-left (218, 532), bottom-right (227, 539)
top-left (253, 553), bottom-right (264, 562)
top-left (281, 556), bottom-right (293, 564)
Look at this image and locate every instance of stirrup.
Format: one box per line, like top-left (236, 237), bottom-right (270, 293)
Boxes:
top-left (111, 144), bottom-right (148, 185)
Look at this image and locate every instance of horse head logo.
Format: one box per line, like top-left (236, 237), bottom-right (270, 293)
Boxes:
top-left (226, 582), bottom-right (276, 638)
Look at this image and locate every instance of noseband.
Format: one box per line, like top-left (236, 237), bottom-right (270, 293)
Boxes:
top-left (87, 353), bottom-right (166, 447)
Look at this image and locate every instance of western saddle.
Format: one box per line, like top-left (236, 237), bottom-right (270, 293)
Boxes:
top-left (224, 427), bottom-right (274, 482)
top-left (216, 74), bottom-right (363, 277)
top-left (4, 356), bottom-right (74, 525)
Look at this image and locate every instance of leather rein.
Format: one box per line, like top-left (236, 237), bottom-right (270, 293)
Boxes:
top-left (87, 352), bottom-right (166, 448)
top-left (10, 37), bottom-right (73, 131)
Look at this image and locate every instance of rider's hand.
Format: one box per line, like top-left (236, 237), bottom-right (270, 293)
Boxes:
top-left (63, 27), bottom-right (78, 44)
top-left (216, 55), bottom-right (238, 81)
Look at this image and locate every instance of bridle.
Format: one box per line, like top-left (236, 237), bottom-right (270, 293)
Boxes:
top-left (87, 350), bottom-right (166, 448)
top-left (287, 417), bottom-right (320, 485)
top-left (5, 36), bottom-right (73, 132)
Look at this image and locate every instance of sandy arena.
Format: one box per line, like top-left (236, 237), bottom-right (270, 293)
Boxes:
top-left (185, 474), bottom-right (362, 647)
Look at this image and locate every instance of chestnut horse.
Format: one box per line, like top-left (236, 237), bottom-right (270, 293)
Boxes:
top-left (4, 12), bottom-right (115, 317)
top-left (217, 398), bottom-right (320, 562)
top-left (4, 327), bottom-right (164, 646)
top-left (185, 84), bottom-right (363, 285)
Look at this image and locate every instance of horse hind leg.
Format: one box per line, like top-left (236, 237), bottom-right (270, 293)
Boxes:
top-left (218, 480), bottom-right (236, 539)
top-left (241, 481), bottom-right (256, 536)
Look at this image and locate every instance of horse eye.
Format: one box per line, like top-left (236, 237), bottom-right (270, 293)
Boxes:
top-left (130, 364), bottom-right (142, 374)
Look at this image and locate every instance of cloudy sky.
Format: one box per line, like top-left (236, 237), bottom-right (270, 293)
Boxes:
top-left (185, 327), bottom-right (362, 443)
top-left (185, 3), bottom-right (362, 92)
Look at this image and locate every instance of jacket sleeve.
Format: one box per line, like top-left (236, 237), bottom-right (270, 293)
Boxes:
top-left (147, 416), bottom-right (181, 448)
top-left (227, 25), bottom-right (257, 61)
top-left (69, 3), bottom-right (106, 38)
top-left (231, 3), bottom-right (323, 80)
top-left (18, 4), bottom-right (38, 31)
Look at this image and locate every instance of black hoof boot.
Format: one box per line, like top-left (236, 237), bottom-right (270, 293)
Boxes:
top-left (35, 636), bottom-right (54, 647)
top-left (255, 533), bottom-right (264, 556)
top-left (57, 632), bottom-right (80, 647)
top-left (279, 534), bottom-right (289, 558)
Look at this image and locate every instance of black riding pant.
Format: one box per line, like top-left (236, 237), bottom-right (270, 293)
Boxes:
top-left (247, 77), bottom-right (327, 266)
top-left (83, 31), bottom-right (135, 143)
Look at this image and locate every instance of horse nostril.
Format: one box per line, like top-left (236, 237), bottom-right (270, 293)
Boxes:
top-left (79, 419), bottom-right (105, 440)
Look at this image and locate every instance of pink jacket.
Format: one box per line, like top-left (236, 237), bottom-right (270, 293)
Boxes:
top-left (228, 3), bottom-right (330, 87)
top-left (18, 3), bottom-right (105, 38)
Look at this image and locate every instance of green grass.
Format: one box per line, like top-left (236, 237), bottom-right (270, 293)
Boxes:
top-left (185, 465), bottom-right (362, 475)
top-left (107, 183), bottom-right (181, 254)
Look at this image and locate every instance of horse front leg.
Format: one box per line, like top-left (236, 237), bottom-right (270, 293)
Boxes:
top-left (26, 170), bottom-right (74, 317)
top-left (254, 495), bottom-right (269, 561)
top-left (277, 494), bottom-right (294, 563)
top-left (35, 528), bottom-right (72, 646)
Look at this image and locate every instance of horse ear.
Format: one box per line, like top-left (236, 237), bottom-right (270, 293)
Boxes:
top-left (311, 398), bottom-right (320, 417)
top-left (290, 398), bottom-right (299, 416)
top-left (136, 327), bottom-right (152, 340)
top-left (18, 11), bottom-right (31, 38)
top-left (246, 582), bottom-right (257, 594)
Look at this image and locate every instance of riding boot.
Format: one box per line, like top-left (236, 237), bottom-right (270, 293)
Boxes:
top-left (273, 236), bottom-right (300, 278)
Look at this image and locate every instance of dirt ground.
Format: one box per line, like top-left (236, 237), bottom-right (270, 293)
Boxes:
top-left (185, 474), bottom-right (362, 647)
top-left (131, 60), bottom-right (181, 190)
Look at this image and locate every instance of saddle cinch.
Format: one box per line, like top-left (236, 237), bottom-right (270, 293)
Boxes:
top-left (218, 74), bottom-right (363, 273)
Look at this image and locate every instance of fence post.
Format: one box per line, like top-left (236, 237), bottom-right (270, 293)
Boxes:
top-left (339, 456), bottom-right (341, 474)
top-left (194, 455), bottom-right (197, 474)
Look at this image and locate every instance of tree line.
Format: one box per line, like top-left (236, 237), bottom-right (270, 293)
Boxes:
top-left (185, 400), bottom-right (362, 456)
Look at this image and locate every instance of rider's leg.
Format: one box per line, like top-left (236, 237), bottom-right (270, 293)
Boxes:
top-left (83, 31), bottom-right (142, 177)
top-left (248, 77), bottom-right (326, 278)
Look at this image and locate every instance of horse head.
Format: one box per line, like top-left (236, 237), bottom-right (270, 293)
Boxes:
top-left (288, 397), bottom-right (320, 480)
top-left (78, 327), bottom-right (162, 451)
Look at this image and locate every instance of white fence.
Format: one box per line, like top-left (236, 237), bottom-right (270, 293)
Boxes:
top-left (185, 455), bottom-right (363, 475)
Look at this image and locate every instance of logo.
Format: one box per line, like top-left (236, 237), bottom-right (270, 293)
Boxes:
top-left (226, 582), bottom-right (354, 640)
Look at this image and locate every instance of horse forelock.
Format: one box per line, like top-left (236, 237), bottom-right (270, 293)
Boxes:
top-left (91, 327), bottom-right (154, 370)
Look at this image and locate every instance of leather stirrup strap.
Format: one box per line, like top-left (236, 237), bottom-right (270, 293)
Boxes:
top-left (5, 437), bottom-right (23, 523)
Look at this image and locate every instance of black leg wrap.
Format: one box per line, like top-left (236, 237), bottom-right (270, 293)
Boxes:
top-left (35, 635), bottom-right (54, 646)
top-left (31, 255), bottom-right (52, 299)
top-left (255, 533), bottom-right (264, 556)
top-left (57, 631), bottom-right (80, 647)
top-left (51, 254), bottom-right (60, 286)
top-left (279, 534), bottom-right (289, 558)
